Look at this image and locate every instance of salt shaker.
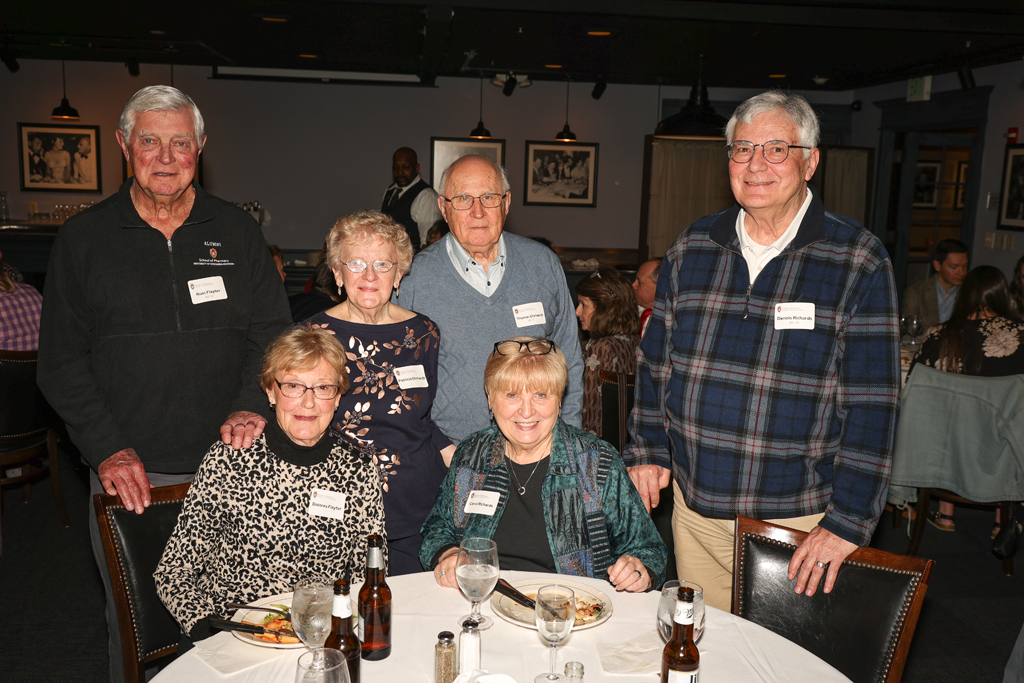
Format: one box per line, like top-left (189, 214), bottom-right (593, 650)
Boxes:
top-left (564, 661), bottom-right (584, 682)
top-left (458, 619), bottom-right (481, 673)
top-left (435, 631), bottom-right (456, 683)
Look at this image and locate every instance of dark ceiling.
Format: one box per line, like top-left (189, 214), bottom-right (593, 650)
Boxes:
top-left (4, 1), bottom-right (1024, 91)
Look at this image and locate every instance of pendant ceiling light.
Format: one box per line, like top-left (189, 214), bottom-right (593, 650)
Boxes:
top-left (655, 54), bottom-right (726, 137)
top-left (51, 60), bottom-right (80, 121)
top-left (469, 76), bottom-right (491, 139)
top-left (555, 79), bottom-right (576, 142)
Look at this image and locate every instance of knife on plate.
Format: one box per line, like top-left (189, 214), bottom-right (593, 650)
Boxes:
top-left (495, 578), bottom-right (536, 609)
top-left (209, 616), bottom-right (295, 639)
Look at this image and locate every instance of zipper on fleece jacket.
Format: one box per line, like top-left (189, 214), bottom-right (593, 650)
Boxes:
top-left (167, 238), bottom-right (182, 331)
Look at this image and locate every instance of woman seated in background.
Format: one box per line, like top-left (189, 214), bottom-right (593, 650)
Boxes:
top-left (1009, 254), bottom-right (1024, 318)
top-left (420, 336), bottom-right (666, 591)
top-left (574, 268), bottom-right (641, 438)
top-left (307, 210), bottom-right (454, 575)
top-left (909, 265), bottom-right (1024, 533)
top-left (155, 325), bottom-right (385, 648)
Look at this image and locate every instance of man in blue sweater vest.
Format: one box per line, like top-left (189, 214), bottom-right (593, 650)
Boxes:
top-left (394, 154), bottom-right (583, 443)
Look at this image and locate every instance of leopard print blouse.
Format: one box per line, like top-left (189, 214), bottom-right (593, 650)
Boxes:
top-left (154, 435), bottom-right (386, 633)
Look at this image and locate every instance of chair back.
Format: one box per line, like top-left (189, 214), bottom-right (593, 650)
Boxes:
top-left (599, 371), bottom-right (635, 452)
top-left (733, 516), bottom-right (933, 683)
top-left (94, 483), bottom-right (190, 683)
top-left (0, 350), bottom-right (50, 447)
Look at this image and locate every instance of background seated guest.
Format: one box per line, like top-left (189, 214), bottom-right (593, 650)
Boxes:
top-left (902, 239), bottom-right (969, 333)
top-left (574, 268), bottom-right (641, 438)
top-left (633, 258), bottom-right (661, 335)
top-left (289, 256), bottom-right (340, 322)
top-left (0, 249), bottom-right (42, 350)
top-left (909, 265), bottom-right (1024, 533)
top-left (420, 336), bottom-right (666, 592)
top-left (155, 325), bottom-right (385, 649)
top-left (308, 210), bottom-right (453, 575)
top-left (424, 220), bottom-right (449, 248)
top-left (1009, 254), bottom-right (1024, 319)
top-left (268, 244), bottom-right (287, 282)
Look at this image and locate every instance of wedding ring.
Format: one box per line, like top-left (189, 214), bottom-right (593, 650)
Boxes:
top-left (815, 561), bottom-right (827, 569)
top-left (635, 569), bottom-right (642, 579)
top-left (439, 570), bottom-right (447, 576)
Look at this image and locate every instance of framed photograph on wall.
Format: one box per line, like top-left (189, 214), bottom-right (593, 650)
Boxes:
top-left (524, 141), bottom-right (598, 207)
top-left (955, 161), bottom-right (968, 210)
top-left (911, 161), bottom-right (940, 208)
top-left (998, 144), bottom-right (1024, 231)
top-left (18, 122), bottom-right (102, 193)
top-left (430, 137), bottom-right (506, 194)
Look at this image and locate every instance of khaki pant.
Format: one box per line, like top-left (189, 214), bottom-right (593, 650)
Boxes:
top-left (671, 480), bottom-right (824, 612)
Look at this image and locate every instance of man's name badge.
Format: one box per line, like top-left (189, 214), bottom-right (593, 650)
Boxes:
top-left (308, 488), bottom-right (347, 520)
top-left (774, 302), bottom-right (815, 330)
top-left (394, 364), bottom-right (428, 389)
top-left (464, 490), bottom-right (500, 516)
top-left (187, 276), bottom-right (228, 304)
top-left (513, 301), bottom-right (546, 328)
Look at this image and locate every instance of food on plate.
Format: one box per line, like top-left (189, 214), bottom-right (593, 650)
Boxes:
top-left (242, 605), bottom-right (300, 644)
top-left (525, 592), bottom-right (605, 626)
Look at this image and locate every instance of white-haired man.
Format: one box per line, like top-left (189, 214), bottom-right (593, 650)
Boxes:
top-left (37, 85), bottom-right (290, 681)
top-left (394, 154), bottom-right (583, 443)
top-left (624, 91), bottom-right (900, 610)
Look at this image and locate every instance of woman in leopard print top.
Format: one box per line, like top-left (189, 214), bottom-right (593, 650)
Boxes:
top-left (155, 325), bottom-right (386, 646)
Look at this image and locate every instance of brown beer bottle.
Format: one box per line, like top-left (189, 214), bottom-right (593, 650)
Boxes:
top-left (661, 586), bottom-right (699, 682)
top-left (357, 534), bottom-right (391, 660)
top-left (325, 569), bottom-right (360, 683)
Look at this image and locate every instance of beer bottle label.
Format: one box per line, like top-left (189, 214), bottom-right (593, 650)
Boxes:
top-left (334, 594), bottom-right (352, 618)
top-left (667, 668), bottom-right (698, 683)
top-left (673, 601), bottom-right (694, 625)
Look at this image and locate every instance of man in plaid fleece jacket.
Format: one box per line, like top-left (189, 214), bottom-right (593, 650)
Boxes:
top-left (624, 91), bottom-right (900, 611)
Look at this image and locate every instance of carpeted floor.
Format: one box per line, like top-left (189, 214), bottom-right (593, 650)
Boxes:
top-left (2, 445), bottom-right (1023, 682)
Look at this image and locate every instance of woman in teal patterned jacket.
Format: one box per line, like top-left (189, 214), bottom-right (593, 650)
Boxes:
top-left (420, 336), bottom-right (666, 592)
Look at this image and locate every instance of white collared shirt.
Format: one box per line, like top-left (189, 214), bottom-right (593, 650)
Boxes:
top-left (736, 188), bottom-right (813, 285)
top-left (381, 174), bottom-right (443, 244)
top-left (446, 233), bottom-right (507, 297)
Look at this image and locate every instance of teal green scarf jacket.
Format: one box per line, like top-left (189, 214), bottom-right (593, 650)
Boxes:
top-left (419, 419), bottom-right (667, 588)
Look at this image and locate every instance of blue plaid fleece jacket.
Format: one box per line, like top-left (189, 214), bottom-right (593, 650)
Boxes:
top-left (623, 192), bottom-right (900, 546)
top-left (419, 419), bottom-right (668, 586)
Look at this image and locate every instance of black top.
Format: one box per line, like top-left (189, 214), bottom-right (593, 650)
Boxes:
top-left (491, 456), bottom-right (557, 573)
top-left (289, 290), bottom-right (335, 323)
top-left (909, 316), bottom-right (1024, 377)
top-left (263, 417), bottom-right (335, 468)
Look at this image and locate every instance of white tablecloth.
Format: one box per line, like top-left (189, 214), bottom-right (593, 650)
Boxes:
top-left (153, 570), bottom-right (851, 683)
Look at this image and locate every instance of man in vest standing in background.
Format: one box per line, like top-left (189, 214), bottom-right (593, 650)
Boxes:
top-left (381, 147), bottom-right (443, 250)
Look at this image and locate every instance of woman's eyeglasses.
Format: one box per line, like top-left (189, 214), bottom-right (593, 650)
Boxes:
top-left (492, 339), bottom-right (557, 356)
top-left (340, 259), bottom-right (396, 273)
top-left (275, 380), bottom-right (340, 400)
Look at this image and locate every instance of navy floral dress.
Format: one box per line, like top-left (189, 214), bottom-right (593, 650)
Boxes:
top-left (307, 311), bottom-right (451, 573)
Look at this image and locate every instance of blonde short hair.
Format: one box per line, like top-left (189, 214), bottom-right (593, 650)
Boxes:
top-left (325, 211), bottom-right (414, 276)
top-left (483, 336), bottom-right (568, 400)
top-left (259, 324), bottom-right (349, 396)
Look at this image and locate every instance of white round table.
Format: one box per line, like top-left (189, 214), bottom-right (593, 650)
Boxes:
top-left (153, 570), bottom-right (851, 683)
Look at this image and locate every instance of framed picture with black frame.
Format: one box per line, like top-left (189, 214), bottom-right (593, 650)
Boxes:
top-left (524, 141), bottom-right (598, 207)
top-left (18, 122), bottom-right (102, 193)
top-left (998, 144), bottom-right (1024, 231)
top-left (430, 137), bottom-right (506, 194)
top-left (911, 161), bottom-right (940, 208)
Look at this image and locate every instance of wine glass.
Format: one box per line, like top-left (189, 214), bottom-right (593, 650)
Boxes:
top-left (534, 585), bottom-right (575, 683)
top-left (657, 579), bottom-right (705, 643)
top-left (455, 537), bottom-right (499, 630)
top-left (899, 316), bottom-right (909, 343)
top-left (907, 316), bottom-right (924, 345)
top-left (292, 578), bottom-right (334, 671)
top-left (295, 648), bottom-right (349, 683)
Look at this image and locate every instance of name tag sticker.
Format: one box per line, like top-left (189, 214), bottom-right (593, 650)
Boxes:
top-left (774, 302), bottom-right (815, 330)
top-left (464, 490), bottom-right (500, 516)
top-left (308, 488), bottom-right (347, 521)
top-left (187, 276), bottom-right (228, 305)
top-left (393, 364), bottom-right (428, 389)
top-left (513, 301), bottom-right (546, 328)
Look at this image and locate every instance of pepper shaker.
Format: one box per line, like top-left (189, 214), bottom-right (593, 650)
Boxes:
top-left (435, 631), bottom-right (456, 683)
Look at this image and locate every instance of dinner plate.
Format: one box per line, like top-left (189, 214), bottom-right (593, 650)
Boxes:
top-left (489, 579), bottom-right (613, 631)
top-left (229, 593), bottom-right (304, 649)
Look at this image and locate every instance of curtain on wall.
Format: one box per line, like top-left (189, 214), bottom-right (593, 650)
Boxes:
top-left (820, 147), bottom-right (871, 227)
top-left (646, 137), bottom-right (733, 257)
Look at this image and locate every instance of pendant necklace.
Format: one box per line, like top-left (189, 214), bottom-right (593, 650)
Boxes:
top-left (505, 444), bottom-right (543, 496)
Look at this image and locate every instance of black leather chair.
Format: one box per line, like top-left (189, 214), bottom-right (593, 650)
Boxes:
top-left (0, 349), bottom-right (69, 556)
top-left (733, 516), bottom-right (933, 683)
top-left (94, 483), bottom-right (190, 683)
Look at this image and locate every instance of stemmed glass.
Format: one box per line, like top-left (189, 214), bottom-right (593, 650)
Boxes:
top-left (534, 585), bottom-right (575, 683)
top-left (657, 579), bottom-right (706, 643)
top-left (295, 649), bottom-right (349, 683)
top-left (907, 316), bottom-right (924, 345)
top-left (455, 537), bottom-right (499, 630)
top-left (292, 578), bottom-right (334, 671)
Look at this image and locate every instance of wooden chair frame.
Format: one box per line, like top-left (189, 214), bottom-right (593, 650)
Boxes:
top-left (94, 483), bottom-right (190, 683)
top-left (599, 370), bottom-right (634, 453)
top-left (733, 516), bottom-right (933, 683)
